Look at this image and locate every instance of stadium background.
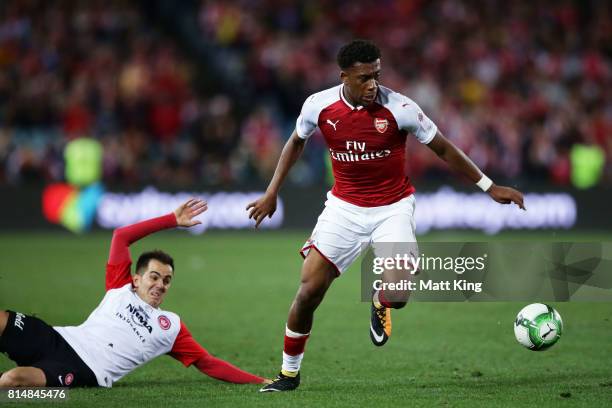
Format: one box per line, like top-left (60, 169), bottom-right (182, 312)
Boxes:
top-left (0, 1), bottom-right (610, 407)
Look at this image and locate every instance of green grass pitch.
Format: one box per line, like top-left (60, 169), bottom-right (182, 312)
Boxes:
top-left (1, 230), bottom-right (611, 407)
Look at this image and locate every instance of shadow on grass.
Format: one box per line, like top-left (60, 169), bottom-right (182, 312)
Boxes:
top-left (114, 380), bottom-right (206, 388)
top-left (113, 378), bottom-right (254, 389)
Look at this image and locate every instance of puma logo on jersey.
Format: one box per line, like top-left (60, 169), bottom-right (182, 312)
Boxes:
top-left (326, 119), bottom-right (339, 131)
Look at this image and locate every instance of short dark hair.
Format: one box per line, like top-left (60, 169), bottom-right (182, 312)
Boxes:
top-left (136, 250), bottom-right (174, 275)
top-left (337, 39), bottom-right (381, 70)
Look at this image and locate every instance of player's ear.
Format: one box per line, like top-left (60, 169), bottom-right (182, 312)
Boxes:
top-left (340, 70), bottom-right (348, 83)
top-left (132, 273), bottom-right (140, 288)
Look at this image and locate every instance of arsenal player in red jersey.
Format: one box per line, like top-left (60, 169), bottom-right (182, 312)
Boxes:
top-left (0, 199), bottom-right (269, 388)
top-left (248, 40), bottom-right (525, 392)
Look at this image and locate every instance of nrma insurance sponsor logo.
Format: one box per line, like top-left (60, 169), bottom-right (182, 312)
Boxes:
top-left (126, 304), bottom-right (153, 334)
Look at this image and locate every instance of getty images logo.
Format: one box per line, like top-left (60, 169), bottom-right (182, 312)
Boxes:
top-left (126, 304), bottom-right (153, 333)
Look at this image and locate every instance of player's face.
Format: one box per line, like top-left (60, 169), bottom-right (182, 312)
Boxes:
top-left (341, 59), bottom-right (381, 107)
top-left (133, 259), bottom-right (174, 308)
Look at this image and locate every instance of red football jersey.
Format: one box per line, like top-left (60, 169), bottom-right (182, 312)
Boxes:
top-left (296, 84), bottom-right (437, 207)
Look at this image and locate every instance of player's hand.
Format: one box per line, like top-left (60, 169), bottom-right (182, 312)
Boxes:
top-left (262, 378), bottom-right (274, 385)
top-left (246, 193), bottom-right (277, 228)
top-left (487, 185), bottom-right (526, 210)
top-left (174, 198), bottom-right (208, 227)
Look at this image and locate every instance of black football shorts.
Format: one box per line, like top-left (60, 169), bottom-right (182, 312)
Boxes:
top-left (0, 310), bottom-right (98, 387)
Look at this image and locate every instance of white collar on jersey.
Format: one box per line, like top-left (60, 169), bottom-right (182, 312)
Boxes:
top-left (339, 84), bottom-right (365, 111)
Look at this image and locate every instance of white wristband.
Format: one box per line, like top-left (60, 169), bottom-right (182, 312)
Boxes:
top-left (476, 174), bottom-right (493, 192)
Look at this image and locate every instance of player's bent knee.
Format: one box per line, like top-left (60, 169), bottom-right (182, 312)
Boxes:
top-left (302, 250), bottom-right (337, 281)
top-left (0, 370), bottom-right (25, 387)
top-left (295, 283), bottom-right (326, 306)
top-left (0, 367), bottom-right (46, 387)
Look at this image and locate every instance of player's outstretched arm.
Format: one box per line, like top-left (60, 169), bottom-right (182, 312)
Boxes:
top-left (106, 199), bottom-right (207, 290)
top-left (247, 130), bottom-right (306, 228)
top-left (426, 131), bottom-right (525, 210)
top-left (169, 322), bottom-right (270, 384)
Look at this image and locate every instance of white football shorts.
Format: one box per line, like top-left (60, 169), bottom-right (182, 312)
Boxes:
top-left (300, 191), bottom-right (418, 275)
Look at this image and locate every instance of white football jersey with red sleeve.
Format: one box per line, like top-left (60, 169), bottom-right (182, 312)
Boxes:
top-left (54, 283), bottom-right (181, 387)
top-left (296, 84), bottom-right (437, 207)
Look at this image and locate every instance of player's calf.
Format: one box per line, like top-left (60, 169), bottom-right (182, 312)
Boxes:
top-left (380, 265), bottom-right (413, 309)
top-left (291, 283), bottom-right (327, 328)
top-left (375, 288), bottom-right (408, 309)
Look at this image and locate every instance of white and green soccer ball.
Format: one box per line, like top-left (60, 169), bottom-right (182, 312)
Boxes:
top-left (514, 303), bottom-right (563, 351)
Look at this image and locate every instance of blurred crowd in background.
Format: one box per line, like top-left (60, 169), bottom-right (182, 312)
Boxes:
top-left (0, 0), bottom-right (610, 188)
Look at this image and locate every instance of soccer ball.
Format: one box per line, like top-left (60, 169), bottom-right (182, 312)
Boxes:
top-left (514, 303), bottom-right (563, 351)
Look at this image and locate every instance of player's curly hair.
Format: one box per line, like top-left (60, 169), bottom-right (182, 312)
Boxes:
top-left (337, 39), bottom-right (381, 70)
top-left (136, 250), bottom-right (175, 275)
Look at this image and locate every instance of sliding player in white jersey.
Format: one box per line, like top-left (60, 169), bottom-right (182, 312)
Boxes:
top-left (0, 199), bottom-right (269, 388)
top-left (248, 40), bottom-right (525, 392)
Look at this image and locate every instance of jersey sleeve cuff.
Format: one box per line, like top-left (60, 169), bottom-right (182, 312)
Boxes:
top-left (295, 127), bottom-right (311, 140)
top-left (421, 124), bottom-right (438, 145)
top-left (161, 212), bottom-right (178, 228)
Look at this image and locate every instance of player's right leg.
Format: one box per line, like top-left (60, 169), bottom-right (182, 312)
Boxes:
top-left (260, 249), bottom-right (337, 392)
top-left (370, 264), bottom-right (414, 346)
top-left (369, 195), bottom-right (419, 346)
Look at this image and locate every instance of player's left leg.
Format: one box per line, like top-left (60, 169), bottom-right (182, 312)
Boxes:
top-left (260, 249), bottom-right (337, 392)
top-left (0, 367), bottom-right (46, 387)
top-left (260, 195), bottom-right (364, 392)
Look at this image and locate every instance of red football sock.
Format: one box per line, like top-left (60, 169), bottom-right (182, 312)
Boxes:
top-left (284, 333), bottom-right (309, 356)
